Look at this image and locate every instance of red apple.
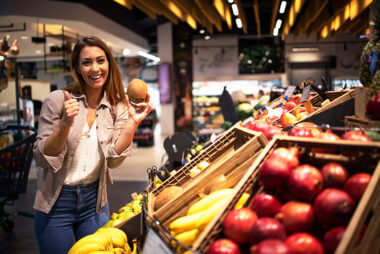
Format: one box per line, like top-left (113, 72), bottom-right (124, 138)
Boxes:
top-left (269, 147), bottom-right (299, 169)
top-left (284, 101), bottom-right (297, 111)
top-left (367, 91), bottom-right (380, 120)
top-left (323, 226), bottom-right (346, 254)
top-left (343, 173), bottom-right (371, 202)
top-left (341, 130), bottom-right (371, 142)
top-left (288, 127), bottom-right (315, 138)
top-left (321, 162), bottom-right (349, 188)
top-left (223, 208), bottom-right (258, 244)
top-left (207, 239), bottom-right (242, 254)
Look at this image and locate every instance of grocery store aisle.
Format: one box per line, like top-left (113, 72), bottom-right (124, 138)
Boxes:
top-left (0, 123), bottom-right (169, 253)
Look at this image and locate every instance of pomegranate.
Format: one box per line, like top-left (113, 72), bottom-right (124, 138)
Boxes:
top-left (321, 162), bottom-right (349, 188)
top-left (207, 238), bottom-right (242, 254)
top-left (341, 130), bottom-right (371, 142)
top-left (275, 201), bottom-right (315, 234)
top-left (343, 173), bottom-right (371, 202)
top-left (258, 157), bottom-right (292, 190)
top-left (367, 90), bottom-right (380, 120)
top-left (250, 239), bottom-right (289, 254)
top-left (223, 208), bottom-right (258, 244)
top-left (288, 127), bottom-right (315, 137)
top-left (285, 233), bottom-right (324, 254)
top-left (287, 164), bottom-right (323, 202)
top-left (314, 130), bottom-right (341, 153)
top-left (248, 217), bottom-right (287, 245)
top-left (313, 188), bottom-right (356, 227)
top-left (249, 192), bottom-right (282, 217)
top-left (263, 126), bottom-right (283, 141)
top-left (269, 147), bottom-right (299, 169)
top-left (323, 226), bottom-right (346, 254)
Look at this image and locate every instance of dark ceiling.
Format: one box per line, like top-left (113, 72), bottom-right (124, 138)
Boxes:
top-left (55, 0), bottom-right (371, 54)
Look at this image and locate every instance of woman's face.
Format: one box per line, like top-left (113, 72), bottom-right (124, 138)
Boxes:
top-left (78, 46), bottom-right (109, 90)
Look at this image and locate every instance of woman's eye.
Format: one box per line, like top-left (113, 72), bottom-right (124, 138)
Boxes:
top-left (98, 59), bottom-right (105, 64)
top-left (82, 61), bottom-right (90, 65)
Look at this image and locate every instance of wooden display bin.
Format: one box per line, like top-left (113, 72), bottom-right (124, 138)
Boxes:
top-left (148, 123), bottom-right (267, 218)
top-left (194, 136), bottom-right (380, 254)
top-left (345, 115), bottom-right (380, 129)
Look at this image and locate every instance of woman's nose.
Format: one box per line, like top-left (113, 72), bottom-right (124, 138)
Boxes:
top-left (91, 63), bottom-right (100, 71)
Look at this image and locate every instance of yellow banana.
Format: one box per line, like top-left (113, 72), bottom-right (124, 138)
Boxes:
top-left (88, 252), bottom-right (113, 254)
top-left (187, 188), bottom-right (233, 215)
top-left (234, 192), bottom-right (250, 209)
top-left (169, 210), bottom-right (205, 234)
top-left (96, 228), bottom-right (127, 248)
top-left (69, 234), bottom-right (111, 254)
top-left (113, 247), bottom-right (127, 254)
top-left (131, 239), bottom-right (140, 254)
top-left (174, 228), bottom-right (199, 247)
top-left (196, 197), bottom-right (230, 230)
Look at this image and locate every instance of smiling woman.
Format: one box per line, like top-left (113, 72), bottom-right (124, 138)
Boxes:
top-left (32, 35), bottom-right (152, 254)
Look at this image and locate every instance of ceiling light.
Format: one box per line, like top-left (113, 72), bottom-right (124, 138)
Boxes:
top-left (138, 51), bottom-right (160, 62)
top-left (291, 47), bottom-right (319, 52)
top-left (21, 36), bottom-right (28, 40)
top-left (236, 18), bottom-right (242, 28)
top-left (232, 4), bottom-right (239, 16)
top-left (122, 48), bottom-right (130, 56)
top-left (205, 35), bottom-right (211, 40)
top-left (279, 1), bottom-right (287, 14)
top-left (275, 19), bottom-right (282, 29)
top-left (273, 28), bottom-right (279, 36)
top-left (199, 29), bottom-right (205, 34)
top-left (228, 0), bottom-right (234, 3)
top-left (0, 55), bottom-right (5, 61)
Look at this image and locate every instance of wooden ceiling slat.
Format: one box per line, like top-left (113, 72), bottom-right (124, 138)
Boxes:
top-left (194, 0), bottom-right (223, 32)
top-left (132, 1), bottom-right (157, 19)
top-left (306, 8), bottom-right (330, 37)
top-left (293, 0), bottom-right (328, 38)
top-left (253, 0), bottom-right (261, 37)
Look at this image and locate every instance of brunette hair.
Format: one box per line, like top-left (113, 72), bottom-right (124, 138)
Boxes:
top-left (66, 36), bottom-right (126, 105)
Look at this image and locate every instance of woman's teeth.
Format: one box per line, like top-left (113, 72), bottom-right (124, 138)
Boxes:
top-left (91, 75), bottom-right (102, 80)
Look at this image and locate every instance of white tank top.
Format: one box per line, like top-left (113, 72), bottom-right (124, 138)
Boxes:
top-left (64, 120), bottom-right (104, 186)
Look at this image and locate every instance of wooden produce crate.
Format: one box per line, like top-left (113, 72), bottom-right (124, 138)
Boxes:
top-left (354, 87), bottom-right (370, 119)
top-left (148, 124), bottom-right (267, 218)
top-left (195, 136), bottom-right (380, 254)
top-left (345, 115), bottom-right (380, 128)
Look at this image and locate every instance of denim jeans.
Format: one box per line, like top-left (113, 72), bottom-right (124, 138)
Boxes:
top-left (34, 181), bottom-right (110, 254)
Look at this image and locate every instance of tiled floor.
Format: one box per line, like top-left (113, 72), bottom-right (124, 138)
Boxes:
top-left (0, 123), bottom-right (169, 253)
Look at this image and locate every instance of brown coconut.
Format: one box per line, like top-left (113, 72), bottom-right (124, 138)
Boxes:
top-left (127, 78), bottom-right (147, 104)
top-left (154, 185), bottom-right (183, 210)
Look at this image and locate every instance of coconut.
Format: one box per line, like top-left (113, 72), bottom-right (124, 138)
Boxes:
top-left (127, 78), bottom-right (147, 104)
top-left (154, 185), bottom-right (183, 210)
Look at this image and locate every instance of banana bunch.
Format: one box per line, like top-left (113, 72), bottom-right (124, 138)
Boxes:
top-left (68, 227), bottom-right (132, 254)
top-left (169, 189), bottom-right (250, 249)
top-left (104, 194), bottom-right (144, 228)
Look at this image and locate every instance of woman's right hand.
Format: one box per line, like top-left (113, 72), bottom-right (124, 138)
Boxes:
top-left (62, 91), bottom-right (79, 127)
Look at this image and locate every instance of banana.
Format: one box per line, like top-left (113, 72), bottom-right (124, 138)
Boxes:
top-left (174, 228), bottom-right (199, 247)
top-left (69, 237), bottom-right (108, 254)
top-left (195, 197), bottom-right (230, 230)
top-left (131, 239), bottom-right (140, 254)
top-left (187, 188), bottom-right (234, 215)
top-left (234, 192), bottom-right (250, 209)
top-left (96, 228), bottom-right (127, 248)
top-left (113, 247), bottom-right (127, 254)
top-left (169, 211), bottom-right (205, 234)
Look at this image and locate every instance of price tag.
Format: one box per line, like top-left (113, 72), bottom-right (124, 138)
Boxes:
top-left (284, 85), bottom-right (296, 99)
top-left (142, 228), bottom-right (173, 254)
top-left (300, 84), bottom-right (312, 103)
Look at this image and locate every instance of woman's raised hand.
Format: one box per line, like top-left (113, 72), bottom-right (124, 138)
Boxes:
top-left (127, 93), bottom-right (152, 125)
top-left (62, 91), bottom-right (79, 127)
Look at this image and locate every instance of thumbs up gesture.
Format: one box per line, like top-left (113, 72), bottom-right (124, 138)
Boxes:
top-left (62, 91), bottom-right (79, 127)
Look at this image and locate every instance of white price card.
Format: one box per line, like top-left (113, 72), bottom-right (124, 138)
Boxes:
top-left (284, 85), bottom-right (296, 99)
top-left (142, 227), bottom-right (174, 254)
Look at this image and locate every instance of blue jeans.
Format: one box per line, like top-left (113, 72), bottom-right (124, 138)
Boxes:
top-left (34, 181), bottom-right (110, 254)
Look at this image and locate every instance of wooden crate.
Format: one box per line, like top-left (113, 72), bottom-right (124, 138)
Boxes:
top-left (195, 136), bottom-right (380, 254)
top-left (148, 124), bottom-right (267, 218)
top-left (345, 115), bottom-right (380, 128)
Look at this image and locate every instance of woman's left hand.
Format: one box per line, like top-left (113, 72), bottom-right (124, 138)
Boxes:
top-left (127, 93), bottom-right (153, 124)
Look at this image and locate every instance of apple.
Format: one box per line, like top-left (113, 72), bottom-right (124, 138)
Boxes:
top-left (223, 208), bottom-right (258, 244)
top-left (258, 156), bottom-right (292, 190)
top-left (269, 147), bottom-right (299, 169)
top-left (367, 91), bottom-right (380, 120)
top-left (249, 192), bottom-right (282, 217)
top-left (343, 173), bottom-right (371, 202)
top-left (207, 239), bottom-right (242, 254)
top-left (321, 162), bottom-right (349, 188)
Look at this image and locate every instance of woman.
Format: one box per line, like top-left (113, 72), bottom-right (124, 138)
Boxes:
top-left (33, 36), bottom-right (152, 253)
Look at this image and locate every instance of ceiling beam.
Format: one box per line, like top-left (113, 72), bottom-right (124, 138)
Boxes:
top-left (113, 0), bottom-right (133, 10)
top-left (253, 0), bottom-right (261, 37)
top-left (194, 0), bottom-right (223, 32)
top-left (270, 0), bottom-right (280, 35)
top-left (213, 0), bottom-right (233, 30)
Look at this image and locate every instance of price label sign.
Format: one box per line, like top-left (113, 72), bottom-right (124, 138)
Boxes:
top-left (284, 85), bottom-right (296, 99)
top-left (300, 84), bottom-right (312, 103)
top-left (142, 228), bottom-right (173, 254)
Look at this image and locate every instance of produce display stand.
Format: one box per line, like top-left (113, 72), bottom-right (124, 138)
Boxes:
top-left (193, 136), bottom-right (380, 254)
top-left (148, 123), bottom-right (267, 218)
top-left (345, 115), bottom-right (380, 129)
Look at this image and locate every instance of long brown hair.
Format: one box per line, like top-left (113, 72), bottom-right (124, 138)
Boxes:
top-left (66, 36), bottom-right (126, 105)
